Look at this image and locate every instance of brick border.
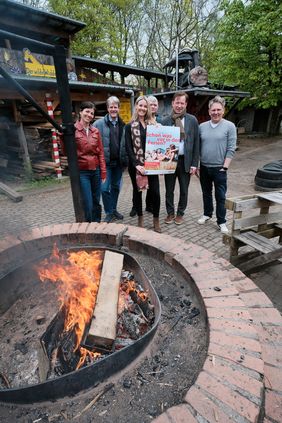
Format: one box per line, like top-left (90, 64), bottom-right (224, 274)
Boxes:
top-left (0, 223), bottom-right (281, 422)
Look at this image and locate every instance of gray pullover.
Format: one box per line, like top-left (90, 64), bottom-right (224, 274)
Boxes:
top-left (199, 119), bottom-right (236, 167)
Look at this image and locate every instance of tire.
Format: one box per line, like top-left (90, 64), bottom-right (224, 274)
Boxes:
top-left (254, 184), bottom-right (274, 192)
top-left (256, 160), bottom-right (282, 180)
top-left (256, 168), bottom-right (282, 180)
top-left (254, 176), bottom-right (282, 188)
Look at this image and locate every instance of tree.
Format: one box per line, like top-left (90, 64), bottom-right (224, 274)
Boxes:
top-left (209, 0), bottom-right (282, 108)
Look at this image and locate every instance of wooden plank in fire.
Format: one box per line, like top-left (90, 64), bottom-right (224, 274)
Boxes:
top-left (86, 250), bottom-right (124, 348)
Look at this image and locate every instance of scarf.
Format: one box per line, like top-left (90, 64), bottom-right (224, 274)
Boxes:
top-left (131, 120), bottom-right (148, 191)
top-left (171, 111), bottom-right (186, 140)
top-left (131, 120), bottom-right (144, 164)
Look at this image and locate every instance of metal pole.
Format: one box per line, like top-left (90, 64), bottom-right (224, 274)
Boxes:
top-left (175, 39), bottom-right (179, 90)
top-left (45, 93), bottom-right (62, 179)
top-left (53, 45), bottom-right (84, 222)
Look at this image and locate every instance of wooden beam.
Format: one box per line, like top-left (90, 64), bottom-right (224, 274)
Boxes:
top-left (240, 247), bottom-right (282, 274)
top-left (86, 251), bottom-right (124, 347)
top-left (0, 181), bottom-right (23, 202)
top-left (233, 212), bottom-right (282, 230)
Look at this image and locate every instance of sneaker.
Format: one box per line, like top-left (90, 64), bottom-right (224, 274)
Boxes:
top-left (104, 214), bottom-right (113, 223)
top-left (218, 223), bottom-right (229, 234)
top-left (174, 215), bottom-right (184, 225)
top-left (198, 215), bottom-right (211, 225)
top-left (113, 210), bottom-right (124, 220)
top-left (129, 207), bottom-right (137, 217)
top-left (164, 214), bottom-right (175, 224)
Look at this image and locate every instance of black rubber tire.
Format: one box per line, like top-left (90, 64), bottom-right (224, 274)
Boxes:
top-left (254, 184), bottom-right (274, 192)
top-left (254, 176), bottom-right (282, 188)
top-left (256, 160), bottom-right (282, 180)
top-left (256, 168), bottom-right (282, 180)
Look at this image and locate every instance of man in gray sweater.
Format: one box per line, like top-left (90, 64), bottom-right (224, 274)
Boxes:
top-left (198, 96), bottom-right (236, 234)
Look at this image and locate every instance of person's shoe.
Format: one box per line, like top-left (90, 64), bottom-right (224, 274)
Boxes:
top-left (145, 206), bottom-right (153, 214)
top-left (198, 215), bottom-right (211, 225)
top-left (153, 217), bottom-right (161, 233)
top-left (103, 214), bottom-right (113, 223)
top-left (165, 214), bottom-right (175, 224)
top-left (174, 215), bottom-right (184, 225)
top-left (130, 207), bottom-right (137, 217)
top-left (113, 210), bottom-right (124, 220)
top-left (218, 223), bottom-right (229, 234)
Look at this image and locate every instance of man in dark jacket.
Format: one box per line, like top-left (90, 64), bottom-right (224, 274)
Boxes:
top-left (94, 96), bottom-right (127, 222)
top-left (163, 91), bottom-right (199, 225)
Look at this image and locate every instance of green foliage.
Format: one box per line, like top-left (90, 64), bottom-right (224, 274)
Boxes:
top-left (49, 0), bottom-right (142, 63)
top-left (209, 0), bottom-right (282, 108)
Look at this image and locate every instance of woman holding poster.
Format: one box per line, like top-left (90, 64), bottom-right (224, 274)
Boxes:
top-left (125, 96), bottom-right (161, 233)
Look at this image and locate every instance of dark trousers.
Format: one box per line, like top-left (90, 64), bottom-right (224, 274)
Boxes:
top-left (164, 156), bottom-right (190, 216)
top-left (145, 188), bottom-right (153, 210)
top-left (128, 166), bottom-right (160, 217)
top-left (199, 165), bottom-right (227, 224)
top-left (80, 169), bottom-right (102, 222)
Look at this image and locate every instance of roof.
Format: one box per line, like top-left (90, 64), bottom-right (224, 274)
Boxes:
top-left (154, 87), bottom-right (250, 98)
top-left (0, 0), bottom-right (85, 49)
top-left (0, 74), bottom-right (137, 94)
top-left (73, 56), bottom-right (174, 81)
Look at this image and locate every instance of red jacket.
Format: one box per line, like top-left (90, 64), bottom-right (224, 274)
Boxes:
top-left (74, 121), bottom-right (106, 179)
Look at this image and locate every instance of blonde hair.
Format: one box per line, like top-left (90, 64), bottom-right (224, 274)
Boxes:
top-left (131, 95), bottom-right (156, 125)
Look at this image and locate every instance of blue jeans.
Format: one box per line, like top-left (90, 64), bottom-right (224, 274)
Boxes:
top-left (80, 169), bottom-right (102, 222)
top-left (200, 165), bottom-right (227, 224)
top-left (101, 164), bottom-right (122, 216)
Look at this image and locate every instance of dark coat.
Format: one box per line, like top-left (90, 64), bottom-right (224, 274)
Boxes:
top-left (162, 113), bottom-right (199, 172)
top-left (93, 114), bottom-right (127, 167)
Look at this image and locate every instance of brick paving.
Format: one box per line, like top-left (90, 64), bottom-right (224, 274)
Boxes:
top-left (0, 137), bottom-right (282, 422)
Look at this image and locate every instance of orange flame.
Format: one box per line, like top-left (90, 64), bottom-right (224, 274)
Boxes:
top-left (37, 245), bottom-right (103, 354)
top-left (122, 279), bottom-right (148, 302)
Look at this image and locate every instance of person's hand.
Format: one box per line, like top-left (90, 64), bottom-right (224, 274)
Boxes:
top-left (196, 168), bottom-right (200, 178)
top-left (136, 165), bottom-right (145, 175)
top-left (190, 166), bottom-right (197, 175)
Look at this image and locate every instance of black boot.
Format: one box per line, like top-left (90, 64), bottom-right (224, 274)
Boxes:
top-left (130, 206), bottom-right (137, 217)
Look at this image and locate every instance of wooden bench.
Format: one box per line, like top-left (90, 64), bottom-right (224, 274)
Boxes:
top-left (223, 192), bottom-right (282, 273)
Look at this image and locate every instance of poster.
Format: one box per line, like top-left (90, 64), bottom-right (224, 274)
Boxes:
top-left (144, 125), bottom-right (180, 175)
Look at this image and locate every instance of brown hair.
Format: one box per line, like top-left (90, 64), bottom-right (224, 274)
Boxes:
top-left (172, 91), bottom-right (189, 102)
top-left (79, 101), bottom-right (95, 111)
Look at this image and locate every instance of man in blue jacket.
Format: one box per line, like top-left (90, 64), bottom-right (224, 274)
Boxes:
top-left (163, 91), bottom-right (199, 225)
top-left (94, 96), bottom-right (127, 222)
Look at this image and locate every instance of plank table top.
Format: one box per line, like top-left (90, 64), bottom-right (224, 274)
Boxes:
top-left (257, 191), bottom-right (282, 205)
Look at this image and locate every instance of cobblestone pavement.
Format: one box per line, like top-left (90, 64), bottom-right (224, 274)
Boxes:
top-left (0, 174), bottom-right (230, 258)
top-left (0, 136), bottom-right (282, 308)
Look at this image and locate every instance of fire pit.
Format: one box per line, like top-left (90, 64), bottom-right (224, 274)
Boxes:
top-left (0, 245), bottom-right (161, 403)
top-left (0, 223), bottom-right (208, 423)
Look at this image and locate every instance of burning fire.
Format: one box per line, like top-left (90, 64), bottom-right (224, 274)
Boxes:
top-left (37, 245), bottom-right (103, 368)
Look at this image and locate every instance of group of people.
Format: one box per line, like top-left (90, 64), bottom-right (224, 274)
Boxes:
top-left (72, 91), bottom-right (236, 234)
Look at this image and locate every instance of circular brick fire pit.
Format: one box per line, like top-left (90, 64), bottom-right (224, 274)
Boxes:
top-left (0, 222), bottom-right (281, 422)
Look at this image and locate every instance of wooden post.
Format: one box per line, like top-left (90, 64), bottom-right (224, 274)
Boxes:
top-left (5, 38), bottom-right (32, 178)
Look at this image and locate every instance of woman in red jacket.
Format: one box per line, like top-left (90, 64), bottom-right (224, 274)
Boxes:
top-left (75, 101), bottom-right (106, 222)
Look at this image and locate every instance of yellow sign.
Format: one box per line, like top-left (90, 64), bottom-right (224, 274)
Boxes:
top-left (119, 98), bottom-right (132, 124)
top-left (23, 48), bottom-right (56, 78)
